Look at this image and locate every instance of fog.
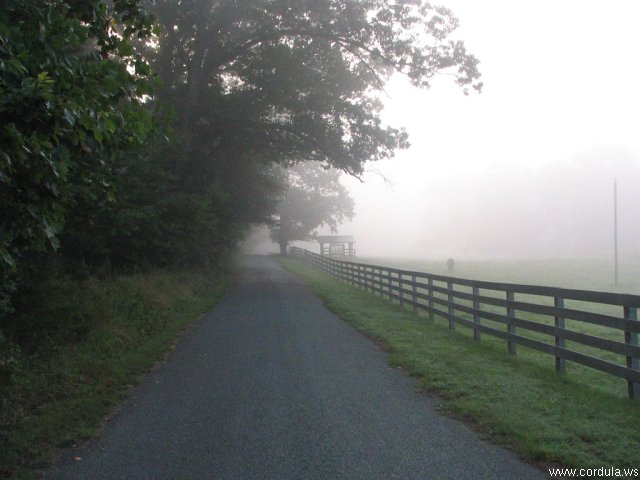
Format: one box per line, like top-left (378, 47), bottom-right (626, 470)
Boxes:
top-left (334, 0), bottom-right (640, 261)
top-left (340, 147), bottom-right (640, 260)
top-left (249, 1), bottom-right (640, 264)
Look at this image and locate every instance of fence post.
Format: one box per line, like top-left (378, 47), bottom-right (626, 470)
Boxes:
top-left (624, 306), bottom-right (639, 399)
top-left (473, 286), bottom-right (481, 340)
top-left (399, 273), bottom-right (404, 307)
top-left (363, 266), bottom-right (367, 292)
top-left (411, 274), bottom-right (417, 313)
top-left (363, 265), bottom-right (367, 290)
top-left (428, 278), bottom-right (434, 320)
top-left (554, 296), bottom-right (566, 374)
top-left (447, 281), bottom-right (455, 330)
top-left (506, 290), bottom-right (517, 354)
top-left (387, 270), bottom-right (392, 301)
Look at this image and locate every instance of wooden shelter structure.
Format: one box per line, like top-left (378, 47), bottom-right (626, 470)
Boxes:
top-left (317, 235), bottom-right (356, 256)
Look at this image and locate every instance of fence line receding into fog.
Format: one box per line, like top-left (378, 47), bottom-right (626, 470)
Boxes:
top-left (290, 247), bottom-right (640, 400)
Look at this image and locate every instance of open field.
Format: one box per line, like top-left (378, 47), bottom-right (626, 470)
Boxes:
top-left (351, 256), bottom-right (640, 294)
top-left (279, 256), bottom-right (640, 471)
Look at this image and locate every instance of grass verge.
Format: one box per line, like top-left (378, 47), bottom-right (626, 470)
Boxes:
top-left (279, 256), bottom-right (640, 471)
top-left (0, 269), bottom-right (229, 479)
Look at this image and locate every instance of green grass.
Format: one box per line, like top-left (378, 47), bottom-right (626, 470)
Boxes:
top-left (0, 269), bottom-right (229, 479)
top-left (352, 256), bottom-right (640, 294)
top-left (339, 255), bottom-right (640, 398)
top-left (279, 256), bottom-right (640, 471)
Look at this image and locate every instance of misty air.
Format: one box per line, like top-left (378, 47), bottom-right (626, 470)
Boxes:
top-left (2, 1), bottom-right (639, 479)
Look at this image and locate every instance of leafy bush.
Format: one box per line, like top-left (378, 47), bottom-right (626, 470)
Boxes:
top-left (0, 0), bottom-right (158, 329)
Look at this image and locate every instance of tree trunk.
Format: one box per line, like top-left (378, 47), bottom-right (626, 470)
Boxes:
top-left (156, 30), bottom-right (177, 103)
top-left (279, 240), bottom-right (288, 256)
top-left (182, 0), bottom-right (216, 132)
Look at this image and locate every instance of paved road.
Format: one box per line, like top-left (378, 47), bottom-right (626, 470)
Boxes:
top-left (46, 256), bottom-right (546, 480)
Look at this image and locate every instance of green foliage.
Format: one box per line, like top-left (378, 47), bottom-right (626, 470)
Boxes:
top-left (0, 0), bottom-right (159, 323)
top-left (270, 162), bottom-right (355, 254)
top-left (57, 146), bottom-right (284, 271)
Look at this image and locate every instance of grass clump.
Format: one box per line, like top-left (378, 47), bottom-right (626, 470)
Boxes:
top-left (279, 257), bottom-right (640, 471)
top-left (0, 269), bottom-right (228, 479)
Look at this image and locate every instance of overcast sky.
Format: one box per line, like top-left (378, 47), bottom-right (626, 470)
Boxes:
top-left (336, 0), bottom-right (640, 260)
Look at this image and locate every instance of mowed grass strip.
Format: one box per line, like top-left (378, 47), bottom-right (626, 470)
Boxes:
top-left (0, 269), bottom-right (229, 480)
top-left (279, 257), bottom-right (640, 471)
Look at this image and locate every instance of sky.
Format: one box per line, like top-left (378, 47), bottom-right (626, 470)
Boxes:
top-left (332, 0), bottom-right (640, 260)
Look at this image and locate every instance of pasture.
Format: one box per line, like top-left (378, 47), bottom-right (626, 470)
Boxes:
top-left (352, 256), bottom-right (640, 294)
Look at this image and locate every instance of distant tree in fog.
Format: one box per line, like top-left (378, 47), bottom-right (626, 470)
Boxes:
top-left (447, 258), bottom-right (455, 272)
top-left (270, 163), bottom-right (355, 255)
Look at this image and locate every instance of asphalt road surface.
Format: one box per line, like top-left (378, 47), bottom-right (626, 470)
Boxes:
top-left (46, 255), bottom-right (546, 480)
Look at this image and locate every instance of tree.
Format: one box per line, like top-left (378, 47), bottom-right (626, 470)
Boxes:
top-left (144, 0), bottom-right (481, 264)
top-left (0, 0), bottom-right (159, 309)
top-left (270, 162), bottom-right (355, 255)
top-left (59, 149), bottom-right (285, 271)
top-left (152, 0), bottom-right (481, 174)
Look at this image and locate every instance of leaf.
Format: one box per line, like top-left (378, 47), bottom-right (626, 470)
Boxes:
top-left (63, 109), bottom-right (76, 126)
top-left (2, 253), bottom-right (15, 268)
top-left (103, 118), bottom-right (116, 133)
top-left (92, 129), bottom-right (103, 143)
top-left (117, 40), bottom-right (134, 57)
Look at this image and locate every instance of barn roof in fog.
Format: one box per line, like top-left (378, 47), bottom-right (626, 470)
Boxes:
top-left (317, 235), bottom-right (355, 243)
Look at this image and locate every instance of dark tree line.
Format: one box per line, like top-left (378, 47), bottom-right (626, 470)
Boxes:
top-left (0, 0), bottom-right (481, 348)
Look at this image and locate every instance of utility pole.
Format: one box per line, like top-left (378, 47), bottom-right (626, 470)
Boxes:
top-left (614, 178), bottom-right (619, 286)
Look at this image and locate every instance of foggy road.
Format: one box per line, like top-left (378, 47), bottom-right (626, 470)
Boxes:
top-left (46, 256), bottom-right (545, 480)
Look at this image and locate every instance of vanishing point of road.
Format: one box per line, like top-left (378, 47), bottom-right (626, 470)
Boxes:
top-left (46, 256), bottom-right (546, 480)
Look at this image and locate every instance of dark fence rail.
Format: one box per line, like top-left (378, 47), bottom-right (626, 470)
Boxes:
top-left (290, 247), bottom-right (640, 399)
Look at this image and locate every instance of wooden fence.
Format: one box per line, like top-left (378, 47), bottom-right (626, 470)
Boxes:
top-left (290, 247), bottom-right (640, 399)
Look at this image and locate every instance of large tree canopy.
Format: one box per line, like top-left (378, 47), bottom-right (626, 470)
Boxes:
top-left (152, 0), bottom-right (482, 176)
top-left (134, 0), bottom-right (481, 272)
